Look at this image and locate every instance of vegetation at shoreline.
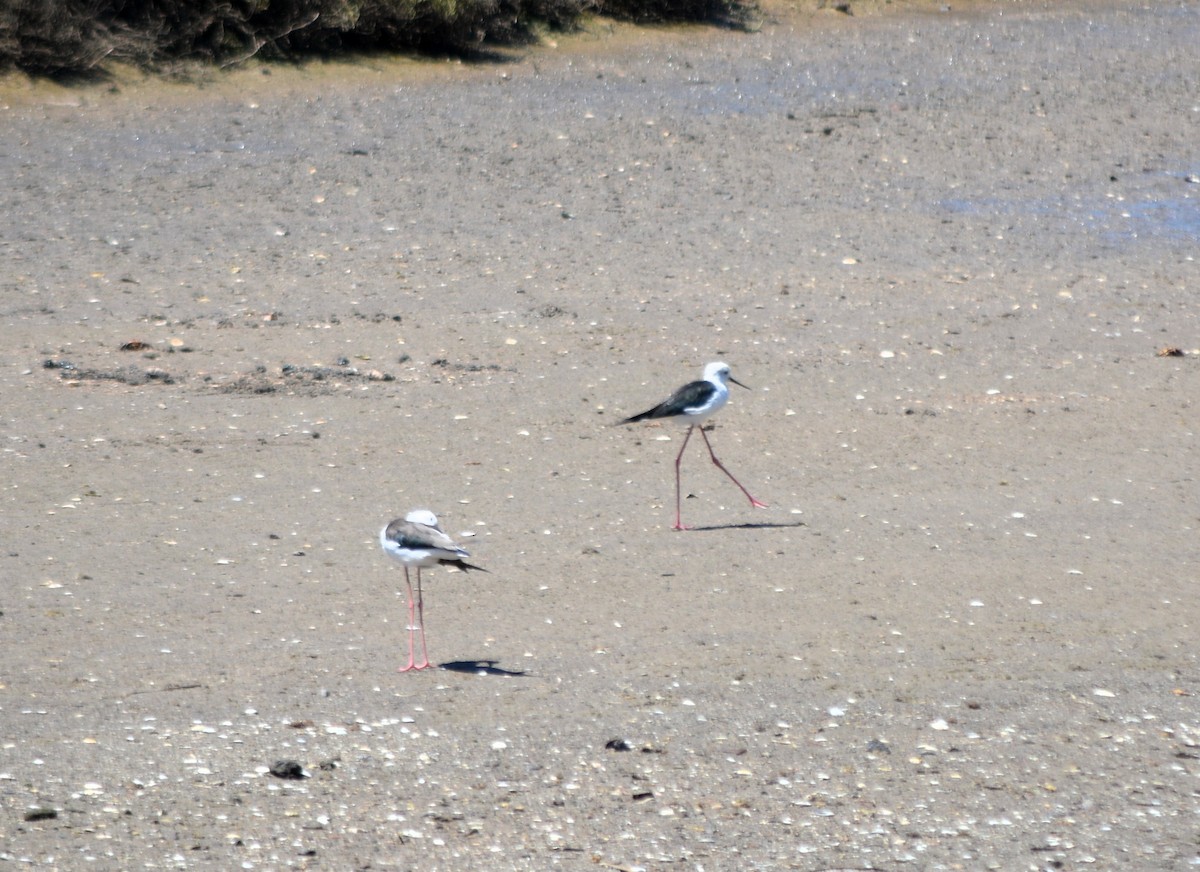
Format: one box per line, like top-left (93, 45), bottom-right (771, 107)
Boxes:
top-left (0, 0), bottom-right (760, 76)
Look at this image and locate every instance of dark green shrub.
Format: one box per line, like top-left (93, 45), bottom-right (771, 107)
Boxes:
top-left (0, 0), bottom-right (756, 75)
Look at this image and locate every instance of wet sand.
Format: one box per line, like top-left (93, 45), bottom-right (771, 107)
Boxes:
top-left (2, 1), bottom-right (1199, 868)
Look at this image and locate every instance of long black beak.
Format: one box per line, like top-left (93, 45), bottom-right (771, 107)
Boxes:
top-left (729, 376), bottom-right (751, 390)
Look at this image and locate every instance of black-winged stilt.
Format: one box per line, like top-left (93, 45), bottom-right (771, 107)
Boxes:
top-left (380, 509), bottom-right (487, 672)
top-left (621, 361), bottom-right (767, 530)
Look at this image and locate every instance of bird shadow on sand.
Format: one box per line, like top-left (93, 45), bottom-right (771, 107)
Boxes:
top-left (438, 659), bottom-right (528, 677)
top-left (685, 520), bottom-right (807, 532)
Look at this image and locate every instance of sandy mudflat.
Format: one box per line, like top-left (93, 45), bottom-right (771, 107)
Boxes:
top-left (1, 1), bottom-right (1198, 869)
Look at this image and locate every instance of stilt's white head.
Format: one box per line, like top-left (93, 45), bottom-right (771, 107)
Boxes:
top-left (704, 361), bottom-right (748, 390)
top-left (405, 509), bottom-right (440, 528)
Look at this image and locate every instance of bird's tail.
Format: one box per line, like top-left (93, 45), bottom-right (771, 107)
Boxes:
top-left (620, 408), bottom-right (656, 425)
top-left (442, 558), bottom-right (488, 573)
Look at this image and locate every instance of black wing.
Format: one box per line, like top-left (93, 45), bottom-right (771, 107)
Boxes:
top-left (621, 379), bottom-right (714, 423)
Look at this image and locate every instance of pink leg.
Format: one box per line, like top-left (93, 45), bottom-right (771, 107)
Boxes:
top-left (398, 568), bottom-right (420, 672)
top-left (673, 425), bottom-right (696, 531)
top-left (699, 427), bottom-right (767, 509)
top-left (413, 569), bottom-right (431, 670)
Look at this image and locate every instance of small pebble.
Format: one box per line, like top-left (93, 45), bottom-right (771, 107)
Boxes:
top-left (269, 760), bottom-right (307, 779)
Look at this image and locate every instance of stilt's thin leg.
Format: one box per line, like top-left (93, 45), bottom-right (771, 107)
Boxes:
top-left (398, 568), bottom-right (420, 672)
top-left (413, 569), bottom-right (430, 670)
top-left (699, 427), bottom-right (768, 509)
top-left (673, 425), bottom-right (696, 531)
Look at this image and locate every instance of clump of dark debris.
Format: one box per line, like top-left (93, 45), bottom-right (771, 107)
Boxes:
top-left (45, 359), bottom-right (174, 385)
